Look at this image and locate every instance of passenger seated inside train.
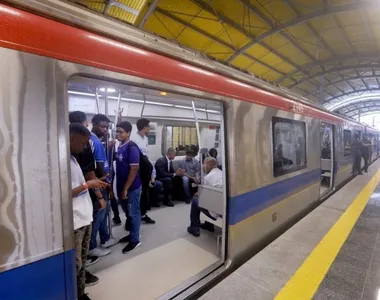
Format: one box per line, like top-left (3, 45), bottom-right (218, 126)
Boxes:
top-left (155, 148), bottom-right (183, 207)
top-left (187, 157), bottom-right (223, 237)
top-left (179, 149), bottom-right (201, 203)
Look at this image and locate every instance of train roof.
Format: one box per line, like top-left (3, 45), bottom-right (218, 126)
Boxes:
top-left (2, 1), bottom-right (380, 133)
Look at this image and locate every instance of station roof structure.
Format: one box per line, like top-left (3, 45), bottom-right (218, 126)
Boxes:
top-left (71, 0), bottom-right (380, 120)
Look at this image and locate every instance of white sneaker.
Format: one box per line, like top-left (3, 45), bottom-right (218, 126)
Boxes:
top-left (88, 247), bottom-right (111, 257)
top-left (101, 238), bottom-right (118, 249)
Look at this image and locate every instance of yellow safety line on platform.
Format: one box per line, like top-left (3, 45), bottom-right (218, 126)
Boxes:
top-left (274, 169), bottom-right (380, 300)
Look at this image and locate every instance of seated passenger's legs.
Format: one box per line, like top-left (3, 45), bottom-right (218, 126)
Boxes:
top-left (187, 196), bottom-right (216, 237)
top-left (182, 176), bottom-right (192, 201)
top-left (159, 177), bottom-right (174, 207)
top-left (150, 180), bottom-right (163, 207)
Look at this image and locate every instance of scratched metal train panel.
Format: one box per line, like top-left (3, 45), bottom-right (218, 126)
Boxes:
top-left (0, 49), bottom-right (63, 272)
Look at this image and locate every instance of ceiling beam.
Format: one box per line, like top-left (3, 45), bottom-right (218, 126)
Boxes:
top-left (342, 101), bottom-right (380, 115)
top-left (325, 88), bottom-right (380, 104)
top-left (138, 0), bottom-right (160, 28)
top-left (306, 74), bottom-right (380, 96)
top-left (226, 0), bottom-right (380, 63)
top-left (190, 0), bottom-right (306, 74)
top-left (288, 64), bottom-right (380, 89)
top-left (278, 52), bottom-right (380, 84)
top-left (275, 50), bottom-right (380, 84)
top-left (104, 0), bottom-right (140, 15)
top-left (238, 0), bottom-right (316, 62)
top-left (155, 8), bottom-right (287, 76)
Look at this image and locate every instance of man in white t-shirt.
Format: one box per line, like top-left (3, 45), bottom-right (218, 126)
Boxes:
top-left (187, 157), bottom-right (223, 237)
top-left (70, 124), bottom-right (108, 300)
top-left (131, 118), bottom-right (163, 224)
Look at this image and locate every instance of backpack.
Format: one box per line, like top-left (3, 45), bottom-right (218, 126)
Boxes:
top-left (127, 140), bottom-right (153, 181)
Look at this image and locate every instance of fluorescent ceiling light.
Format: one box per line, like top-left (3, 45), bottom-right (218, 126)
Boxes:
top-left (99, 88), bottom-right (116, 93)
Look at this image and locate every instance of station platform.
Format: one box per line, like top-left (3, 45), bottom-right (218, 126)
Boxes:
top-left (200, 160), bottom-right (380, 300)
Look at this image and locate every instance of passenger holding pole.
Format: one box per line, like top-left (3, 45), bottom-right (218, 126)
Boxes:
top-left (88, 114), bottom-right (118, 257)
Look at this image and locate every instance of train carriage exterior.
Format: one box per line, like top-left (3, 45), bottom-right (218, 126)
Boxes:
top-left (1, 2), bottom-right (379, 299)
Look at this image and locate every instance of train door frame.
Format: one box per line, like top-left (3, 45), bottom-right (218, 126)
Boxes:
top-left (58, 62), bottom-right (230, 300)
top-left (319, 122), bottom-right (335, 197)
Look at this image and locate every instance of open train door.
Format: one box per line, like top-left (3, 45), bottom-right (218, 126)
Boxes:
top-left (320, 122), bottom-right (334, 197)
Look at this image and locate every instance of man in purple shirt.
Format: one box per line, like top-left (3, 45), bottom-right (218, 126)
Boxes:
top-left (115, 121), bottom-right (142, 254)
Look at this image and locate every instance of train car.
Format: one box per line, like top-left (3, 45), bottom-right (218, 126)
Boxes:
top-left (1, 2), bottom-right (379, 300)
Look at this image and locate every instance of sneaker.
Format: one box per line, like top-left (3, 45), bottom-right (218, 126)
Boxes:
top-left (88, 247), bottom-right (111, 257)
top-left (85, 255), bottom-right (99, 267)
top-left (101, 238), bottom-right (118, 249)
top-left (119, 234), bottom-right (141, 243)
top-left (141, 215), bottom-right (156, 224)
top-left (122, 241), bottom-right (142, 254)
top-left (85, 271), bottom-right (99, 286)
top-left (79, 294), bottom-right (92, 300)
top-left (164, 201), bottom-right (174, 207)
top-left (113, 216), bottom-right (121, 226)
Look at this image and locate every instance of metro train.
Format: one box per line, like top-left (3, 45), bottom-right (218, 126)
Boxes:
top-left (1, 1), bottom-right (379, 300)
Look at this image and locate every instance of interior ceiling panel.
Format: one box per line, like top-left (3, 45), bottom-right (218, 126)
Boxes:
top-left (70, 0), bottom-right (380, 119)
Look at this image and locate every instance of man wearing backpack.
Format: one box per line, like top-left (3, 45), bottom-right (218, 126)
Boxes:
top-left (115, 121), bottom-right (142, 254)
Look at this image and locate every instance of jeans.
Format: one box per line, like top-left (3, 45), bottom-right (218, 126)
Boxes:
top-left (189, 196), bottom-right (216, 230)
top-left (182, 176), bottom-right (194, 200)
top-left (150, 180), bottom-right (163, 204)
top-left (121, 187), bottom-right (141, 243)
top-left (110, 196), bottom-right (120, 219)
top-left (89, 193), bottom-right (110, 250)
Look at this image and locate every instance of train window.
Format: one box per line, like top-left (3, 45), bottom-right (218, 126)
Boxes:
top-left (343, 130), bottom-right (352, 157)
top-left (163, 126), bottom-right (198, 155)
top-left (272, 117), bottom-right (306, 177)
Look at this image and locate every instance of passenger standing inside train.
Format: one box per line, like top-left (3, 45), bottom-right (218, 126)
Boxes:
top-left (155, 148), bottom-right (184, 207)
top-left (69, 123), bottom-right (108, 300)
top-left (352, 133), bottom-right (364, 175)
top-left (179, 149), bottom-right (201, 203)
top-left (69, 111), bottom-right (104, 281)
top-left (362, 133), bottom-right (371, 173)
top-left (88, 114), bottom-right (118, 257)
top-left (115, 121), bottom-right (142, 253)
top-left (130, 118), bottom-right (159, 224)
top-left (187, 157), bottom-right (223, 237)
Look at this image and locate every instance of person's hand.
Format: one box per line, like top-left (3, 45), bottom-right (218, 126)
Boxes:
top-left (193, 177), bottom-right (200, 184)
top-left (99, 198), bottom-right (106, 210)
top-left (121, 189), bottom-right (128, 200)
top-left (149, 179), bottom-right (156, 188)
top-left (87, 179), bottom-right (108, 189)
top-left (109, 140), bottom-right (116, 148)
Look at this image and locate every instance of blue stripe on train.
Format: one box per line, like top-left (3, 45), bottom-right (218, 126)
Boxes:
top-left (0, 249), bottom-right (76, 300)
top-left (228, 169), bottom-right (321, 225)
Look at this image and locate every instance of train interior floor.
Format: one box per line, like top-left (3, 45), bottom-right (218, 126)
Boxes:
top-left (200, 159), bottom-right (380, 300)
top-left (87, 201), bottom-right (220, 300)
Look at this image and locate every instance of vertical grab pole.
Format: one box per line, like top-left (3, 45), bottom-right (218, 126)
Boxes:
top-left (103, 88), bottom-right (113, 238)
top-left (191, 101), bottom-right (204, 182)
top-left (140, 94), bottom-right (147, 117)
top-left (95, 89), bottom-right (101, 113)
top-left (110, 91), bottom-right (122, 238)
